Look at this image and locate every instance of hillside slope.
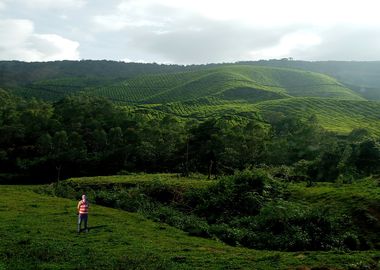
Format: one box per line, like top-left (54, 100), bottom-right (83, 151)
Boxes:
top-left (136, 96), bottom-right (380, 135)
top-left (5, 64), bottom-right (363, 103)
top-left (89, 65), bottom-right (363, 104)
top-left (256, 98), bottom-right (380, 135)
top-left (0, 185), bottom-right (378, 269)
top-left (2, 61), bottom-right (378, 136)
top-left (244, 60), bottom-right (380, 100)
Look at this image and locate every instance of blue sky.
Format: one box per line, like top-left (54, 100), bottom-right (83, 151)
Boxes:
top-left (1, 0), bottom-right (380, 63)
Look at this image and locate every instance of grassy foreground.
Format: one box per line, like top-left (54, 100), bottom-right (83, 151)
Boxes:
top-left (0, 185), bottom-right (379, 270)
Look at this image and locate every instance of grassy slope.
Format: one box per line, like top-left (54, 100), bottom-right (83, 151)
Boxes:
top-left (256, 97), bottom-right (380, 135)
top-left (88, 65), bottom-right (362, 104)
top-left (140, 96), bottom-right (380, 135)
top-left (0, 185), bottom-right (379, 270)
top-left (224, 66), bottom-right (363, 100)
top-left (89, 67), bottom-right (288, 104)
top-left (67, 174), bottom-right (380, 252)
top-left (149, 97), bottom-right (261, 122)
top-left (245, 60), bottom-right (380, 100)
top-left (289, 178), bottom-right (380, 250)
top-left (289, 178), bottom-right (380, 213)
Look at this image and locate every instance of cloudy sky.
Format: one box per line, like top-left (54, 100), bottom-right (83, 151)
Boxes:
top-left (1, 0), bottom-right (380, 64)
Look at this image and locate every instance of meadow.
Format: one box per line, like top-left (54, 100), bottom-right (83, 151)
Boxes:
top-left (1, 176), bottom-right (379, 269)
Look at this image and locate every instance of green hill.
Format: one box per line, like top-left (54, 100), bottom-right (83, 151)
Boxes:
top-left (88, 65), bottom-right (363, 104)
top-left (137, 96), bottom-right (380, 135)
top-left (242, 60), bottom-right (380, 100)
top-left (1, 61), bottom-right (379, 136)
top-left (256, 98), bottom-right (380, 135)
top-left (5, 64), bottom-right (363, 103)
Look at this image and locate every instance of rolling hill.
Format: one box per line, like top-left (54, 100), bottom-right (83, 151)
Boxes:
top-left (242, 59), bottom-right (380, 100)
top-left (5, 65), bottom-right (363, 103)
top-left (1, 60), bottom-right (380, 135)
top-left (88, 65), bottom-right (363, 104)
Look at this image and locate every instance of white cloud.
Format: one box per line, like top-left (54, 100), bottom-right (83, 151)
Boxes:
top-left (250, 31), bottom-right (322, 60)
top-left (87, 0), bottom-right (380, 63)
top-left (93, 15), bottom-right (162, 32)
top-left (93, 0), bottom-right (168, 32)
top-left (31, 34), bottom-right (80, 60)
top-left (2, 0), bottom-right (380, 62)
top-left (157, 0), bottom-right (380, 26)
top-left (0, 19), bottom-right (80, 61)
top-left (14, 0), bottom-right (86, 10)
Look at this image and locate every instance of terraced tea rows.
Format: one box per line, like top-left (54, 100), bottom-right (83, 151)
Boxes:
top-left (85, 65), bottom-right (361, 105)
top-left (257, 98), bottom-right (380, 134)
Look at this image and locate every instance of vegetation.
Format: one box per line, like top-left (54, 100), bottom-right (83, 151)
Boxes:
top-left (1, 184), bottom-right (379, 269)
top-left (2, 64), bottom-right (363, 103)
top-left (241, 59), bottom-right (380, 100)
top-left (44, 170), bottom-right (380, 252)
top-left (1, 89), bottom-right (380, 183)
top-left (257, 97), bottom-right (380, 135)
top-left (1, 60), bottom-right (380, 269)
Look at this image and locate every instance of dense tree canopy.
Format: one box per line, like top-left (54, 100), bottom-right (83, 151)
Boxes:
top-left (0, 90), bottom-right (379, 183)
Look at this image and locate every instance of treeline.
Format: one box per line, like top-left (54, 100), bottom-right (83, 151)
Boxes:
top-left (1, 89), bottom-right (380, 183)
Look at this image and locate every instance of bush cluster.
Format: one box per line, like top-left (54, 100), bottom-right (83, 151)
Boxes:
top-left (46, 169), bottom-right (369, 251)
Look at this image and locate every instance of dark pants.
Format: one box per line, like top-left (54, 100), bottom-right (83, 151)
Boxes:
top-left (77, 214), bottom-right (88, 233)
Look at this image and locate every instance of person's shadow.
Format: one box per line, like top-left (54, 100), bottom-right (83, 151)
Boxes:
top-left (86, 225), bottom-right (108, 232)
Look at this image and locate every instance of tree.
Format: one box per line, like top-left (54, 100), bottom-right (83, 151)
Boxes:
top-left (188, 118), bottom-right (225, 178)
top-left (52, 130), bottom-right (68, 181)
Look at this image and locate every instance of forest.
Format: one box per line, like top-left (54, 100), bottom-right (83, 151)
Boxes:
top-left (1, 88), bottom-right (379, 184)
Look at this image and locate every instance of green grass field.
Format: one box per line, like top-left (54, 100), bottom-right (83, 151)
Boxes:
top-left (1, 182), bottom-right (379, 269)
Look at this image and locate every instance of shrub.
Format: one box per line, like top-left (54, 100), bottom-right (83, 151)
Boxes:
top-left (245, 201), bottom-right (356, 251)
top-left (190, 168), bottom-right (283, 222)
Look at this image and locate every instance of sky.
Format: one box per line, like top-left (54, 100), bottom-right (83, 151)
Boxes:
top-left (1, 0), bottom-right (380, 64)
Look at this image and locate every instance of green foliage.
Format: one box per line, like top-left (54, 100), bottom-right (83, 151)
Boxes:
top-left (258, 97), bottom-right (380, 135)
top-left (189, 169), bottom-right (275, 222)
top-left (1, 89), bottom-right (380, 183)
top-left (243, 59), bottom-right (380, 100)
top-left (243, 201), bottom-right (354, 251)
top-left (45, 172), bottom-right (380, 253)
top-left (2, 185), bottom-right (379, 269)
top-left (86, 65), bottom-right (363, 105)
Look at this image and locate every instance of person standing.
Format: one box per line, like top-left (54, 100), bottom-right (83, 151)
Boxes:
top-left (77, 194), bottom-right (89, 233)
